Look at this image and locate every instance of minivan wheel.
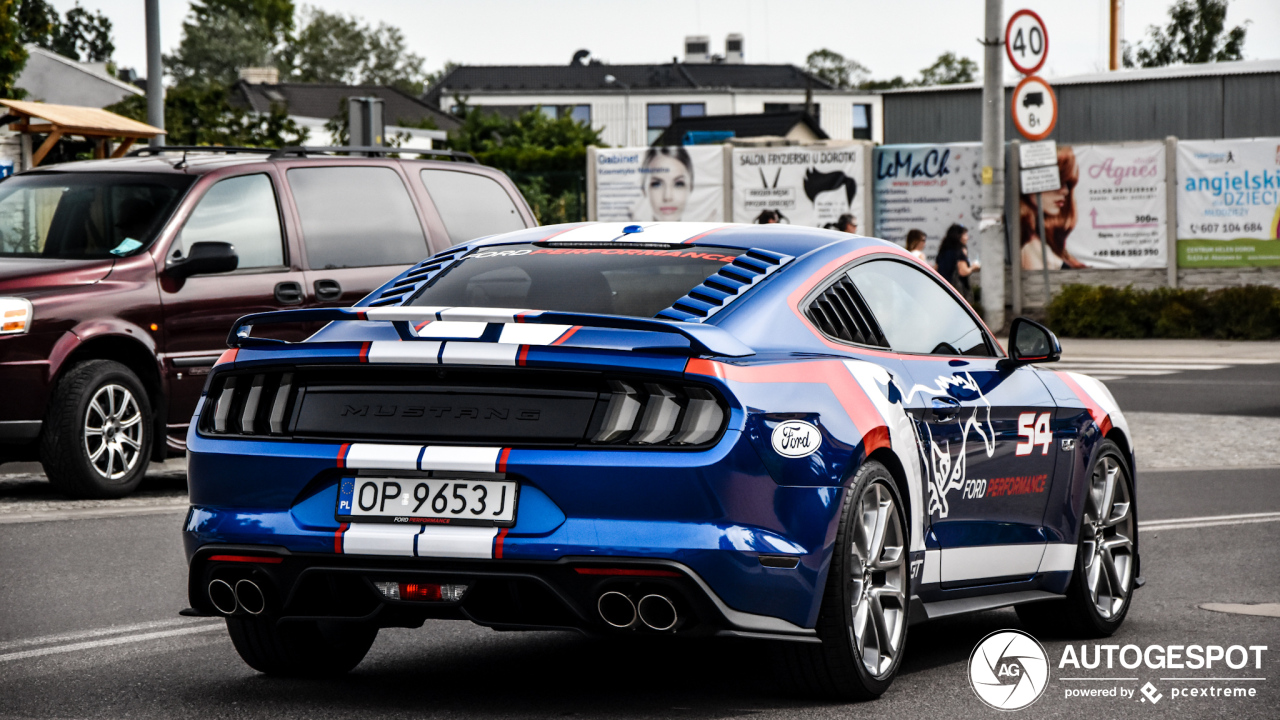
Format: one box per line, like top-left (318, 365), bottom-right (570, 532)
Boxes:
top-left (40, 360), bottom-right (153, 498)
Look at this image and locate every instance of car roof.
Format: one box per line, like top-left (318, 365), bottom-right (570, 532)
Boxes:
top-left (23, 152), bottom-right (491, 177)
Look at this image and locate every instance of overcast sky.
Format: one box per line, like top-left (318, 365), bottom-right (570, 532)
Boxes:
top-left (51, 0), bottom-right (1280, 84)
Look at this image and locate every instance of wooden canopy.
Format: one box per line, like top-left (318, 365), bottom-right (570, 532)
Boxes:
top-left (0, 99), bottom-right (165, 166)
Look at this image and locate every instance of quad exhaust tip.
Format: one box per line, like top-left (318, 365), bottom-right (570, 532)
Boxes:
top-left (597, 591), bottom-right (637, 628)
top-left (208, 579), bottom-right (237, 615)
top-left (234, 579), bottom-right (266, 615)
top-left (637, 594), bottom-right (679, 631)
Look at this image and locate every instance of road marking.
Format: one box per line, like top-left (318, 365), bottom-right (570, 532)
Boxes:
top-left (1200, 603), bottom-right (1280, 619)
top-left (1041, 356), bottom-right (1275, 381)
top-left (0, 618), bottom-right (208, 652)
top-left (0, 503), bottom-right (188, 525)
top-left (0, 621), bottom-right (223, 663)
top-left (1141, 511), bottom-right (1280, 532)
top-left (1055, 363), bottom-right (1228, 372)
top-left (1061, 356), bottom-right (1278, 365)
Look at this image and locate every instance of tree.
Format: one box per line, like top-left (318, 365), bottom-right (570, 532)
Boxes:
top-left (282, 9), bottom-right (428, 94)
top-left (108, 84), bottom-right (307, 148)
top-left (917, 51), bottom-right (977, 86)
top-left (1124, 0), bottom-right (1248, 68)
top-left (0, 0), bottom-right (28, 98)
top-left (17, 0), bottom-right (114, 63)
top-left (166, 0), bottom-right (294, 87)
top-left (804, 48), bottom-right (869, 90)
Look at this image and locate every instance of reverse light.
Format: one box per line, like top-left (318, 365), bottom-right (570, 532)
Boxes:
top-left (0, 297), bottom-right (32, 335)
top-left (373, 581), bottom-right (467, 602)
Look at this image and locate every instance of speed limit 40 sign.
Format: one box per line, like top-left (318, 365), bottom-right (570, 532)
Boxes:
top-left (1005, 9), bottom-right (1048, 74)
top-left (1011, 75), bottom-right (1057, 141)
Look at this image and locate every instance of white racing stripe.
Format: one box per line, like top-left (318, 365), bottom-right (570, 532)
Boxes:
top-left (0, 621), bottom-right (223, 663)
top-left (1141, 511), bottom-right (1280, 532)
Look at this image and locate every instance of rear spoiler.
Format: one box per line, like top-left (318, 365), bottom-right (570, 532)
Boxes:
top-left (226, 306), bottom-right (755, 358)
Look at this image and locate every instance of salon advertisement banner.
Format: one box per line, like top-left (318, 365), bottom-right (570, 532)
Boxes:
top-left (873, 143), bottom-right (982, 264)
top-left (731, 146), bottom-right (865, 228)
top-left (593, 146), bottom-right (725, 223)
top-left (1017, 143), bottom-right (1167, 270)
top-left (1176, 138), bottom-right (1280, 267)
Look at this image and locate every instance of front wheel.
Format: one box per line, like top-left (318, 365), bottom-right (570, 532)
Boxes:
top-left (778, 461), bottom-right (910, 700)
top-left (40, 360), bottom-right (153, 498)
top-left (226, 616), bottom-right (378, 677)
top-left (1018, 439), bottom-right (1136, 637)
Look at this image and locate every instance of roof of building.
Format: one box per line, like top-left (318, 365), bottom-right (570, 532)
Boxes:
top-left (230, 82), bottom-right (461, 130)
top-left (881, 57), bottom-right (1280, 94)
top-left (0, 98), bottom-right (162, 137)
top-left (425, 62), bottom-right (835, 103)
top-left (21, 45), bottom-right (144, 98)
top-left (652, 111), bottom-right (827, 145)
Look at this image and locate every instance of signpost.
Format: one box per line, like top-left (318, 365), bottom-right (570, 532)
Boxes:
top-left (1008, 10), bottom-right (1058, 306)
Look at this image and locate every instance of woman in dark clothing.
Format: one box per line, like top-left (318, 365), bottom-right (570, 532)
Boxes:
top-left (934, 223), bottom-right (980, 302)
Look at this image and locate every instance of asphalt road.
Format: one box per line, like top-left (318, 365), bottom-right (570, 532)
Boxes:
top-left (1, 355), bottom-right (1276, 719)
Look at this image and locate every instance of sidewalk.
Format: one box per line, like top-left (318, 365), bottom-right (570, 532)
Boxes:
top-left (998, 337), bottom-right (1280, 361)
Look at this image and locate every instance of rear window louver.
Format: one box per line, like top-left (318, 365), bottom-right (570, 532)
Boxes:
top-left (366, 247), bottom-right (468, 307)
top-left (656, 248), bottom-right (792, 322)
top-left (806, 276), bottom-right (888, 348)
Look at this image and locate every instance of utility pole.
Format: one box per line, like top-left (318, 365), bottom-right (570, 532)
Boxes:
top-left (145, 0), bottom-right (164, 147)
top-left (980, 0), bottom-right (1006, 329)
top-left (1109, 0), bottom-right (1123, 70)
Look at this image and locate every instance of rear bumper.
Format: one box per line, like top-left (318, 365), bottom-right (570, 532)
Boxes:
top-left (185, 545), bottom-right (818, 642)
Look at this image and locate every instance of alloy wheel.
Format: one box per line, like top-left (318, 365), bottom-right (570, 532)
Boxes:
top-left (83, 384), bottom-right (144, 482)
top-left (1081, 455), bottom-right (1135, 619)
top-left (848, 481), bottom-right (908, 677)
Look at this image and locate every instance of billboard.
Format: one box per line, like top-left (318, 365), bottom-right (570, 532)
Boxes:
top-left (593, 146), bottom-right (726, 223)
top-left (1018, 142), bottom-right (1168, 270)
top-left (1176, 138), bottom-right (1280, 267)
top-left (731, 145), bottom-right (867, 228)
top-left (873, 143), bottom-right (982, 264)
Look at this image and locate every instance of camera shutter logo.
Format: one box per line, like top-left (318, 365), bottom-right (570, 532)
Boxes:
top-left (968, 629), bottom-right (1050, 711)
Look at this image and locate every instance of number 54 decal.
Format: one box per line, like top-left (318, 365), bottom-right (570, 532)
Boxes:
top-left (1016, 412), bottom-right (1052, 456)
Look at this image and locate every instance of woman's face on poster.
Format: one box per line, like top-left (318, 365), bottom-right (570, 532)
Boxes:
top-left (646, 154), bottom-right (691, 221)
top-left (1042, 185), bottom-right (1070, 216)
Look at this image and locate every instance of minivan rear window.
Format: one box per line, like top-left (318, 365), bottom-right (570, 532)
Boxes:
top-left (408, 243), bottom-right (739, 317)
top-left (0, 172), bottom-right (193, 258)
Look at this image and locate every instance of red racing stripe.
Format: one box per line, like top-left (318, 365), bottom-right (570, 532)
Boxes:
top-left (494, 528), bottom-right (510, 559)
top-left (1056, 372), bottom-right (1113, 436)
top-left (335, 522), bottom-right (348, 554)
top-left (358, 342), bottom-right (371, 362)
top-left (682, 225), bottom-right (732, 244)
top-left (336, 442), bottom-right (351, 469)
top-left (517, 345), bottom-right (530, 366)
top-left (498, 447), bottom-right (511, 473)
top-left (550, 325), bottom-right (583, 346)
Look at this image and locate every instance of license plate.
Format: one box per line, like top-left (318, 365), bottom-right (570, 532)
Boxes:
top-left (337, 477), bottom-right (518, 527)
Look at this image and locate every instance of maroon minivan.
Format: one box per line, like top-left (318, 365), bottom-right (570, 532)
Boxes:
top-left (0, 147), bottom-right (535, 497)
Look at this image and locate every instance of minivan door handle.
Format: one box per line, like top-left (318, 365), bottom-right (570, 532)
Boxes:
top-left (313, 279), bottom-right (342, 302)
top-left (930, 397), bottom-right (962, 422)
top-left (274, 281), bottom-right (304, 305)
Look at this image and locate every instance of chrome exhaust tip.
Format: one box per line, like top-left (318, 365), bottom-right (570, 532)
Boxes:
top-left (234, 579), bottom-right (266, 616)
top-left (637, 594), bottom-right (678, 631)
top-left (208, 579), bottom-right (238, 615)
top-left (597, 591), bottom-right (637, 629)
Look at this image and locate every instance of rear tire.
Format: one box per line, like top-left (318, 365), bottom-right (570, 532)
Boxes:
top-left (1017, 439), bottom-right (1136, 638)
top-left (226, 616), bottom-right (378, 677)
top-left (778, 461), bottom-right (910, 700)
top-left (40, 360), bottom-right (153, 498)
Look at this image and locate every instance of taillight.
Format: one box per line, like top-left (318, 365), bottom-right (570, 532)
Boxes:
top-left (206, 371), bottom-right (295, 436)
top-left (589, 382), bottom-right (727, 447)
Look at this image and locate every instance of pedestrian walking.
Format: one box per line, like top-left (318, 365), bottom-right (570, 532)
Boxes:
top-left (905, 229), bottom-right (927, 261)
top-left (935, 223), bottom-right (979, 303)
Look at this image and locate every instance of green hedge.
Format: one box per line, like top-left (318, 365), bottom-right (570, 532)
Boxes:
top-left (1045, 284), bottom-right (1280, 340)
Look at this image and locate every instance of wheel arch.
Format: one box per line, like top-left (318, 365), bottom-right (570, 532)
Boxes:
top-left (867, 446), bottom-right (913, 545)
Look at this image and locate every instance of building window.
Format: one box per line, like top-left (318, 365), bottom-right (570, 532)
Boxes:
top-left (853, 104), bottom-right (872, 140)
top-left (646, 103), bottom-right (706, 144)
top-left (567, 104), bottom-right (591, 124)
top-left (764, 102), bottom-right (820, 125)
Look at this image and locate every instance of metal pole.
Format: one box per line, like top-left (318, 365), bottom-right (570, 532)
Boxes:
top-left (1036, 192), bottom-right (1051, 307)
top-left (979, 0), bottom-right (1006, 329)
top-left (624, 87), bottom-right (631, 146)
top-left (145, 0), bottom-right (164, 147)
top-left (1009, 140), bottom-right (1023, 317)
top-left (1109, 0), bottom-right (1123, 71)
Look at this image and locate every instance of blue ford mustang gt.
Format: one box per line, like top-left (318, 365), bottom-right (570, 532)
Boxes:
top-left (183, 222), bottom-right (1140, 698)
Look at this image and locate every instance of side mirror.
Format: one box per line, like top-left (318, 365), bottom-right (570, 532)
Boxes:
top-left (1002, 317), bottom-right (1061, 368)
top-left (166, 241), bottom-right (239, 279)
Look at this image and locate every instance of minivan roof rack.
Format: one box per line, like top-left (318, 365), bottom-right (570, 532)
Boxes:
top-left (269, 146), bottom-right (478, 163)
top-left (127, 146), bottom-right (277, 157)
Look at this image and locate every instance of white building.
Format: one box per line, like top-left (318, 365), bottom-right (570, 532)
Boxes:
top-left (424, 36), bottom-right (882, 147)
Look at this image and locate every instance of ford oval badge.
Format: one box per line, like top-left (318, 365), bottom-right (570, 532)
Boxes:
top-left (771, 420), bottom-right (821, 458)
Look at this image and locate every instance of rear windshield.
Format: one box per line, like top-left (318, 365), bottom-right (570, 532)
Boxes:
top-left (408, 243), bottom-right (740, 317)
top-left (0, 172), bottom-right (193, 258)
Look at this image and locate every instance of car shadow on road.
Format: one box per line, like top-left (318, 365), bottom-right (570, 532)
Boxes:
top-left (180, 610), bottom-right (1032, 717)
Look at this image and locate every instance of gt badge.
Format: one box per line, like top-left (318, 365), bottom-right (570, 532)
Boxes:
top-left (771, 420), bottom-right (821, 458)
